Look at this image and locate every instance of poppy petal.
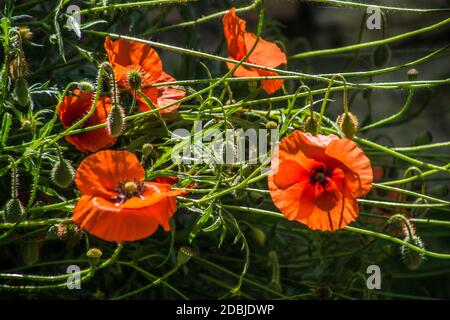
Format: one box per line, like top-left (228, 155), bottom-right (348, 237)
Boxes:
top-left (268, 178), bottom-right (306, 221)
top-left (104, 37), bottom-right (163, 87)
top-left (245, 33), bottom-right (287, 69)
top-left (223, 8), bottom-right (247, 60)
top-left (272, 159), bottom-right (309, 190)
top-left (325, 138), bottom-right (373, 196)
top-left (58, 90), bottom-right (116, 153)
top-left (75, 150), bottom-right (144, 198)
top-left (156, 72), bottom-right (185, 113)
top-left (136, 87), bottom-right (160, 112)
top-left (73, 195), bottom-right (162, 242)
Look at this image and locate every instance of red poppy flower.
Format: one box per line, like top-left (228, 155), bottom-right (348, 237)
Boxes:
top-left (268, 131), bottom-right (373, 231)
top-left (104, 37), bottom-right (184, 113)
top-left (72, 150), bottom-right (184, 242)
top-left (58, 89), bottom-right (116, 152)
top-left (223, 8), bottom-right (287, 94)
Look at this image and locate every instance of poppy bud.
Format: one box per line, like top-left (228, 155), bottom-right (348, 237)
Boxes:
top-left (407, 69), bottom-right (419, 81)
top-left (87, 248), bottom-right (103, 268)
top-left (15, 78), bottom-right (30, 107)
top-left (372, 44), bottom-right (391, 68)
top-left (250, 227), bottom-right (266, 246)
top-left (18, 26), bottom-right (33, 40)
top-left (107, 103), bottom-right (125, 137)
top-left (4, 198), bottom-right (25, 223)
top-left (400, 235), bottom-right (425, 270)
top-left (127, 70), bottom-right (142, 91)
top-left (78, 80), bottom-right (95, 92)
top-left (302, 116), bottom-right (318, 135)
top-left (142, 143), bottom-right (154, 157)
top-left (177, 246), bottom-right (195, 266)
top-left (9, 56), bottom-right (29, 81)
top-left (337, 112), bottom-right (359, 139)
top-left (265, 121), bottom-right (278, 129)
top-left (51, 159), bottom-right (75, 188)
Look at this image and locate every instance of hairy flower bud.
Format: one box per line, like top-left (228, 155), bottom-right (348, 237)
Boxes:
top-left (51, 159), bottom-right (75, 188)
top-left (78, 80), bottom-right (95, 92)
top-left (337, 112), bottom-right (359, 139)
top-left (401, 235), bottom-right (425, 270)
top-left (4, 198), bottom-right (25, 223)
top-left (372, 44), bottom-right (391, 68)
top-left (15, 78), bottom-right (30, 107)
top-left (107, 103), bottom-right (125, 137)
top-left (302, 116), bottom-right (318, 135)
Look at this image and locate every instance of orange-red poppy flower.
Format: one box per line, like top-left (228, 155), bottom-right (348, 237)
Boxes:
top-left (268, 131), bottom-right (373, 231)
top-left (104, 37), bottom-right (184, 113)
top-left (223, 8), bottom-right (287, 94)
top-left (58, 89), bottom-right (116, 152)
top-left (72, 150), bottom-right (184, 242)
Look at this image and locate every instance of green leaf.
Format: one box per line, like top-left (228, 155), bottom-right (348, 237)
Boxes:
top-left (0, 112), bottom-right (12, 153)
top-left (54, 0), bottom-right (67, 63)
top-left (188, 203), bottom-right (213, 244)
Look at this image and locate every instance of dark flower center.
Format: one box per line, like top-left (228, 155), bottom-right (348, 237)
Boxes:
top-left (112, 179), bottom-right (145, 204)
top-left (310, 165), bottom-right (332, 187)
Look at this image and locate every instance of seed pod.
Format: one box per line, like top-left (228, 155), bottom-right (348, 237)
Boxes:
top-left (302, 116), bottom-right (318, 135)
top-left (407, 69), bottom-right (419, 81)
top-left (107, 103), bottom-right (125, 137)
top-left (142, 143), bottom-right (154, 157)
top-left (401, 235), bottom-right (425, 270)
top-left (4, 198), bottom-right (25, 223)
top-left (265, 121), bottom-right (278, 129)
top-left (15, 77), bottom-right (30, 107)
top-left (337, 112), bottom-right (359, 139)
top-left (51, 159), bottom-right (75, 188)
top-left (177, 246), bottom-right (195, 266)
top-left (87, 248), bottom-right (103, 268)
top-left (372, 44), bottom-right (391, 68)
top-left (127, 70), bottom-right (142, 91)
